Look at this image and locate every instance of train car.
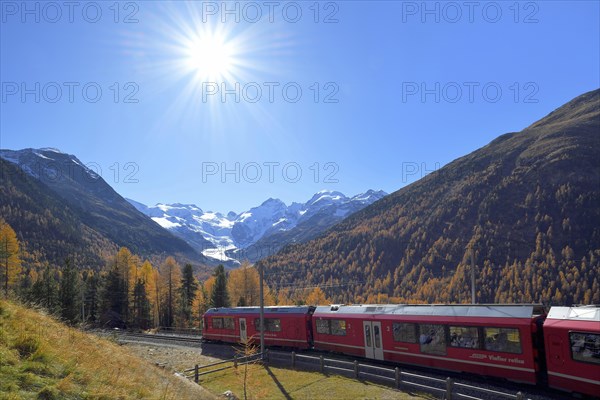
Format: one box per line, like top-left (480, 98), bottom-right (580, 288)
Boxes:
top-left (543, 306), bottom-right (600, 398)
top-left (203, 306), bottom-right (314, 349)
top-left (312, 304), bottom-right (545, 384)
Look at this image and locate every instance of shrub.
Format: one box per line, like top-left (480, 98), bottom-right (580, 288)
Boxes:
top-left (14, 334), bottom-right (40, 358)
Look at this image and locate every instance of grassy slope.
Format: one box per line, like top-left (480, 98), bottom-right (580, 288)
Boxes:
top-left (0, 300), bottom-right (214, 400)
top-left (198, 361), bottom-right (426, 399)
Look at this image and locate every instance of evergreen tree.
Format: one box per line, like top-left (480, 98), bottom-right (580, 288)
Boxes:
top-left (210, 264), bottom-right (230, 308)
top-left (82, 272), bottom-right (100, 324)
top-left (29, 263), bottom-right (59, 313)
top-left (179, 263), bottom-right (198, 325)
top-left (132, 279), bottom-right (151, 329)
top-left (18, 268), bottom-right (33, 299)
top-left (59, 258), bottom-right (80, 323)
top-left (115, 247), bottom-right (134, 326)
top-left (100, 264), bottom-right (127, 328)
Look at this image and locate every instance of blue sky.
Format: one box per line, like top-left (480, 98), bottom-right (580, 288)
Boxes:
top-left (1, 1), bottom-right (599, 213)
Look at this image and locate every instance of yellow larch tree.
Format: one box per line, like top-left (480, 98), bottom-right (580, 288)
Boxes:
top-left (276, 288), bottom-right (293, 305)
top-left (159, 256), bottom-right (181, 327)
top-left (139, 260), bottom-right (158, 325)
top-left (305, 287), bottom-right (329, 306)
top-left (192, 282), bottom-right (209, 328)
top-left (0, 219), bottom-right (22, 297)
top-left (227, 261), bottom-right (260, 306)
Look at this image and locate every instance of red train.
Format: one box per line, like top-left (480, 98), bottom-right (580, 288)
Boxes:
top-left (543, 306), bottom-right (600, 397)
top-left (203, 304), bottom-right (600, 398)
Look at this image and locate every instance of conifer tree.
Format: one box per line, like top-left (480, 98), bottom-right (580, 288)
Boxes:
top-left (210, 264), bottom-right (230, 308)
top-left (227, 261), bottom-right (260, 306)
top-left (132, 279), bottom-right (151, 329)
top-left (101, 264), bottom-right (127, 328)
top-left (0, 219), bottom-right (22, 297)
top-left (160, 257), bottom-right (181, 327)
top-left (29, 263), bottom-right (59, 313)
top-left (82, 271), bottom-right (100, 324)
top-left (59, 258), bottom-right (80, 323)
top-left (179, 263), bottom-right (198, 325)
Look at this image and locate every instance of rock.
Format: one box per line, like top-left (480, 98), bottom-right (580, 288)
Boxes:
top-left (221, 390), bottom-right (238, 399)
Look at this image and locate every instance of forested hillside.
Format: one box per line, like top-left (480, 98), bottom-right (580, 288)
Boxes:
top-left (0, 150), bottom-right (206, 271)
top-left (257, 89), bottom-right (600, 305)
top-left (0, 159), bottom-right (114, 269)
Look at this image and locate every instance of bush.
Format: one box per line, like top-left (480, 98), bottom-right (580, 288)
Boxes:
top-left (14, 334), bottom-right (40, 358)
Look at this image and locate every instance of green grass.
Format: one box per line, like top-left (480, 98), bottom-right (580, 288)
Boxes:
top-left (0, 299), bottom-right (213, 400)
top-left (198, 361), bottom-right (428, 400)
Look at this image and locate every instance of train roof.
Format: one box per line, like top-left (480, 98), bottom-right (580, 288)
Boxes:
top-left (546, 305), bottom-right (600, 321)
top-left (314, 304), bottom-right (545, 319)
top-left (205, 306), bottom-right (314, 315)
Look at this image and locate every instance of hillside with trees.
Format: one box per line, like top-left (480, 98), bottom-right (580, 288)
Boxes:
top-left (257, 89), bottom-right (600, 305)
top-left (0, 150), bottom-right (208, 273)
top-left (1, 217), bottom-right (287, 329)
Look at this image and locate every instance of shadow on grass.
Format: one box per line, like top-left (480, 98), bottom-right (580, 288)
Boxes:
top-left (263, 365), bottom-right (292, 400)
top-left (200, 342), bottom-right (238, 359)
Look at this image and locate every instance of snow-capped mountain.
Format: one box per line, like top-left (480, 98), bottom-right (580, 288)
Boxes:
top-left (128, 189), bottom-right (387, 264)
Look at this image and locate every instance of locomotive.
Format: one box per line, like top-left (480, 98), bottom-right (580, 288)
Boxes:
top-left (202, 304), bottom-right (600, 398)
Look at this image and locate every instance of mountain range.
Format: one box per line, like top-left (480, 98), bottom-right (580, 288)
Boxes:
top-left (256, 89), bottom-right (600, 305)
top-left (127, 189), bottom-right (387, 264)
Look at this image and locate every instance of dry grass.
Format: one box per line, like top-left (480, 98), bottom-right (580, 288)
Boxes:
top-left (0, 299), bottom-right (214, 400)
top-left (124, 341), bottom-right (430, 400)
top-left (198, 361), bottom-right (428, 399)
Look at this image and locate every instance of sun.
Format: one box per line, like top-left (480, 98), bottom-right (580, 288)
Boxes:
top-left (185, 32), bottom-right (237, 81)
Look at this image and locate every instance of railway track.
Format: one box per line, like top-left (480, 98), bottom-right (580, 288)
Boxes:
top-left (112, 331), bottom-right (204, 345)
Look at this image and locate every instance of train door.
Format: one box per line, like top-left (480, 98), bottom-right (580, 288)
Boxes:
top-left (363, 321), bottom-right (384, 360)
top-left (239, 318), bottom-right (247, 342)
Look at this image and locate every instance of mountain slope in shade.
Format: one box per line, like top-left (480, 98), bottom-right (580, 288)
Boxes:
top-left (0, 148), bottom-right (206, 269)
top-left (257, 89), bottom-right (600, 305)
top-left (129, 189), bottom-right (387, 264)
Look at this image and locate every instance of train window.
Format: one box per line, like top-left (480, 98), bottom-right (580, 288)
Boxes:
top-left (223, 317), bottom-right (235, 330)
top-left (213, 318), bottom-right (223, 329)
top-left (331, 319), bottom-right (347, 336)
top-left (570, 332), bottom-right (600, 365)
top-left (393, 323), bottom-right (417, 343)
top-left (365, 325), bottom-right (372, 347)
top-left (483, 327), bottom-right (521, 354)
top-left (419, 324), bottom-right (447, 355)
top-left (316, 319), bottom-right (330, 334)
top-left (374, 325), bottom-right (381, 348)
top-left (254, 318), bottom-right (281, 332)
top-left (266, 319), bottom-right (281, 332)
top-left (449, 326), bottom-right (480, 349)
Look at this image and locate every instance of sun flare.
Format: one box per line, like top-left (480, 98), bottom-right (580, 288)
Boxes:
top-left (185, 32), bottom-right (237, 81)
